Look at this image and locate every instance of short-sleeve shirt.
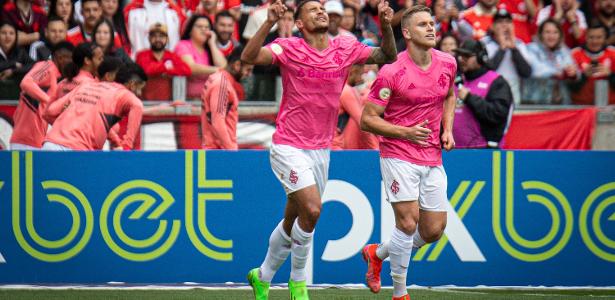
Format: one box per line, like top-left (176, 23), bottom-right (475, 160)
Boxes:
top-left (175, 39), bottom-right (212, 98)
top-left (368, 50), bottom-right (457, 166)
top-left (265, 35), bottom-right (372, 149)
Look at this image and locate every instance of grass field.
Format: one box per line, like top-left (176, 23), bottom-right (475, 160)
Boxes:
top-left (1, 288), bottom-right (614, 300)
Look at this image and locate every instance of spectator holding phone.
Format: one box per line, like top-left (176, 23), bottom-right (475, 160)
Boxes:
top-left (570, 23), bottom-right (615, 105)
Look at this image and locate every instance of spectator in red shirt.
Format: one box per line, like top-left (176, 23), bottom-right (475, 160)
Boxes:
top-left (136, 23), bottom-right (191, 100)
top-left (570, 24), bottom-right (615, 105)
top-left (498, 0), bottom-right (538, 43)
top-left (537, 0), bottom-right (587, 48)
top-left (459, 0), bottom-right (499, 40)
top-left (2, 0), bottom-right (48, 47)
top-left (214, 10), bottom-right (242, 57)
top-left (67, 0), bottom-right (121, 49)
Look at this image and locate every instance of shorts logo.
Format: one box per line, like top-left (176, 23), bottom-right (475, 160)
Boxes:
top-left (379, 88), bottom-right (391, 101)
top-left (391, 180), bottom-right (400, 195)
top-left (289, 170), bottom-right (299, 184)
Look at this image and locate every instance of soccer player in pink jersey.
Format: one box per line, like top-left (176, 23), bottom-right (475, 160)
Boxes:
top-left (42, 59), bottom-right (145, 151)
top-left (241, 0), bottom-right (397, 298)
top-left (9, 41), bottom-right (74, 150)
top-left (360, 5), bottom-right (457, 300)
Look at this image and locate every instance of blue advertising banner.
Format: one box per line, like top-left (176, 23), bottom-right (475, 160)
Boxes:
top-left (0, 150), bottom-right (613, 286)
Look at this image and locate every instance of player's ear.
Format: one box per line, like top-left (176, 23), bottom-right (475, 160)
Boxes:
top-left (402, 28), bottom-right (411, 40)
top-left (295, 19), bottom-right (304, 31)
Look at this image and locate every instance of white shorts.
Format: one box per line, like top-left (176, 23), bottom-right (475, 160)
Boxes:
top-left (270, 143), bottom-right (330, 196)
top-left (41, 142), bottom-right (73, 151)
top-left (380, 157), bottom-right (448, 211)
top-left (10, 143), bottom-right (40, 150)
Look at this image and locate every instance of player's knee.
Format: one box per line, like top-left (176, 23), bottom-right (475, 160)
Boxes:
top-left (420, 222), bottom-right (446, 243)
top-left (299, 205), bottom-right (321, 231)
top-left (396, 216), bottom-right (417, 236)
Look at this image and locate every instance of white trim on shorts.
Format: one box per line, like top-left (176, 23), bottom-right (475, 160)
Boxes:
top-left (270, 143), bottom-right (330, 196)
top-left (41, 142), bottom-right (73, 151)
top-left (380, 157), bottom-right (448, 212)
top-left (10, 143), bottom-right (40, 150)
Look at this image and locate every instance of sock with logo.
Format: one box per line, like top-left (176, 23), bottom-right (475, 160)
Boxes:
top-left (290, 218), bottom-right (314, 282)
top-left (259, 220), bottom-right (292, 282)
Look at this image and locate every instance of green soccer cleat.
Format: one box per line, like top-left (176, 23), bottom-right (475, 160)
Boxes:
top-left (289, 279), bottom-right (309, 300)
top-left (247, 268), bottom-right (270, 300)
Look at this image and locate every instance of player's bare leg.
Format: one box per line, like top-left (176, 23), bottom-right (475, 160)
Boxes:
top-left (412, 210), bottom-right (447, 248)
top-left (284, 185), bottom-right (321, 300)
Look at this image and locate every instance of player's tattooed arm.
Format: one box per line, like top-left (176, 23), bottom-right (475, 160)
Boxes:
top-left (365, 0), bottom-right (397, 64)
top-left (241, 0), bottom-right (286, 65)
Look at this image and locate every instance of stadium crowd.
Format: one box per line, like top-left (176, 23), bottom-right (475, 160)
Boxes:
top-left (1, 0), bottom-right (614, 150)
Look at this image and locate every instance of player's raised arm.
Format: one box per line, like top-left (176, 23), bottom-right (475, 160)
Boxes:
top-left (365, 0), bottom-right (397, 65)
top-left (241, 0), bottom-right (287, 65)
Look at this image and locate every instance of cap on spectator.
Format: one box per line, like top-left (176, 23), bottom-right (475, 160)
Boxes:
top-left (324, 0), bottom-right (344, 16)
top-left (149, 23), bottom-right (168, 36)
top-left (493, 8), bottom-right (512, 22)
top-left (454, 39), bottom-right (483, 56)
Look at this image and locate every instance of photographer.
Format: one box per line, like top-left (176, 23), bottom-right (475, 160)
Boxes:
top-left (454, 40), bottom-right (514, 148)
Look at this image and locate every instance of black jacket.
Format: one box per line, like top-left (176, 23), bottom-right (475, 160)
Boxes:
top-left (0, 46), bottom-right (34, 79)
top-left (463, 67), bottom-right (513, 145)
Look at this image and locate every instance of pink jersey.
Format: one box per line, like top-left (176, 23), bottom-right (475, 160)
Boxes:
top-left (201, 69), bottom-right (239, 150)
top-left (43, 81), bottom-right (144, 150)
top-left (332, 83), bottom-right (363, 150)
top-left (53, 70), bottom-right (97, 101)
top-left (265, 35), bottom-right (372, 149)
top-left (368, 50), bottom-right (457, 166)
top-left (10, 60), bottom-right (60, 147)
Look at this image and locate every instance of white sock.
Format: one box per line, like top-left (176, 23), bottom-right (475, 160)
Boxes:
top-left (259, 220), bottom-right (291, 282)
top-left (413, 229), bottom-right (426, 249)
top-left (376, 240), bottom-right (389, 260)
top-left (290, 218), bottom-right (313, 282)
top-left (389, 227), bottom-right (414, 298)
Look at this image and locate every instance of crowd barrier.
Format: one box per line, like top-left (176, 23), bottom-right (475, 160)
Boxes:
top-left (0, 103), bottom-right (602, 150)
top-left (0, 150), bottom-right (613, 286)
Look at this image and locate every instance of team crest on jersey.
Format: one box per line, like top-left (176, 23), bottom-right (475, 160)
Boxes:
top-left (289, 170), bottom-right (299, 184)
top-left (393, 68), bottom-right (406, 80)
top-left (332, 53), bottom-right (343, 65)
top-left (438, 74), bottom-right (448, 89)
top-left (297, 69), bottom-right (306, 77)
top-left (271, 43), bottom-right (283, 55)
top-left (391, 180), bottom-right (400, 195)
top-left (379, 88), bottom-right (391, 100)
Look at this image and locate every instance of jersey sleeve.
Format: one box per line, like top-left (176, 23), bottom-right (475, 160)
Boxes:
top-left (265, 38), bottom-right (288, 65)
top-left (117, 91), bottom-right (144, 150)
top-left (20, 61), bottom-right (57, 105)
top-left (368, 68), bottom-right (395, 107)
top-left (346, 37), bottom-right (372, 65)
top-left (207, 76), bottom-right (235, 149)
